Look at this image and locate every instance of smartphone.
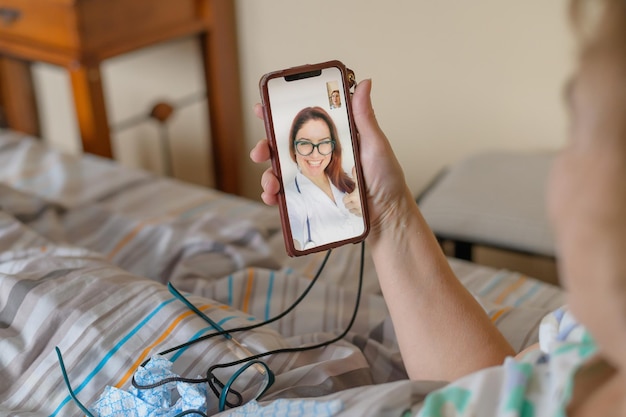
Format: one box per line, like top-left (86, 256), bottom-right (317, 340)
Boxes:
top-left (259, 60), bottom-right (369, 257)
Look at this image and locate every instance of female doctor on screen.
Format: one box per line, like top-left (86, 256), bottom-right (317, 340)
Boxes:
top-left (285, 106), bottom-right (364, 250)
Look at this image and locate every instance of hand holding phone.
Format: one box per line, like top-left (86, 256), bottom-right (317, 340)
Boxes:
top-left (259, 61), bottom-right (369, 256)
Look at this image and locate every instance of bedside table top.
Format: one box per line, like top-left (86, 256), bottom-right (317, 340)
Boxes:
top-left (0, 0), bottom-right (211, 66)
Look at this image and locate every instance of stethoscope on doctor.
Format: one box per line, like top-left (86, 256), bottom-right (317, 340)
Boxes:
top-left (294, 176), bottom-right (315, 249)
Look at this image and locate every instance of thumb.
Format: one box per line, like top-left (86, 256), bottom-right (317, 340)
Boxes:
top-left (352, 79), bottom-right (385, 141)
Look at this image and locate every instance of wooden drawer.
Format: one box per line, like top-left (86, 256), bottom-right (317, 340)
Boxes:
top-left (0, 0), bottom-right (78, 51)
top-left (0, 0), bottom-right (206, 64)
top-left (77, 0), bottom-right (205, 59)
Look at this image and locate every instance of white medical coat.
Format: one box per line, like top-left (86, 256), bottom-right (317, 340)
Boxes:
top-left (285, 171), bottom-right (365, 249)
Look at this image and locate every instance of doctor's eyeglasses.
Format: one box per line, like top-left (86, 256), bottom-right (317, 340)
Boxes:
top-left (294, 139), bottom-right (335, 156)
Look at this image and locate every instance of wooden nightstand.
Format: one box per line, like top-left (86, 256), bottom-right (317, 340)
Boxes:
top-left (0, 0), bottom-right (242, 194)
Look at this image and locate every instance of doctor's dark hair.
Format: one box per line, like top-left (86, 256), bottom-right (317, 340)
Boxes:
top-left (289, 106), bottom-right (356, 194)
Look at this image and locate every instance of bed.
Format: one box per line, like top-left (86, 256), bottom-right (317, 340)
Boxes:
top-left (0, 129), bottom-right (566, 416)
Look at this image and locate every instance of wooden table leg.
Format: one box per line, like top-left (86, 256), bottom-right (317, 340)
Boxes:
top-left (0, 56), bottom-right (40, 136)
top-left (199, 0), bottom-right (243, 194)
top-left (69, 63), bottom-right (113, 158)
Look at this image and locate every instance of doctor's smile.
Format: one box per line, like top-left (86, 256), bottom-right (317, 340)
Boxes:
top-left (293, 119), bottom-right (334, 178)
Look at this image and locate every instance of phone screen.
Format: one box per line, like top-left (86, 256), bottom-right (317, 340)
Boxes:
top-left (263, 64), bottom-right (368, 255)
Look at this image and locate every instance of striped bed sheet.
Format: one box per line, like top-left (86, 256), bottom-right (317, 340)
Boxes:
top-left (0, 130), bottom-right (565, 416)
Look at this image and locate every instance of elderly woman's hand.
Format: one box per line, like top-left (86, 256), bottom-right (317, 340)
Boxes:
top-left (249, 107), bottom-right (280, 206)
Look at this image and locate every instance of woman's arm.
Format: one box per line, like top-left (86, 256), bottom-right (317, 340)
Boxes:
top-left (367, 187), bottom-right (515, 380)
top-left (351, 79), bottom-right (514, 381)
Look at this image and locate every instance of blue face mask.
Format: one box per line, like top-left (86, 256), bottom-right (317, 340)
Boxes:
top-left (90, 355), bottom-right (208, 416)
top-left (89, 354), bottom-right (343, 417)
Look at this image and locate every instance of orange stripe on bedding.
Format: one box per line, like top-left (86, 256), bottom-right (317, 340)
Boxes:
top-left (241, 268), bottom-right (255, 313)
top-left (490, 307), bottom-right (512, 323)
top-left (106, 198), bottom-right (209, 260)
top-left (114, 304), bottom-right (211, 388)
top-left (107, 222), bottom-right (148, 260)
top-left (494, 275), bottom-right (527, 305)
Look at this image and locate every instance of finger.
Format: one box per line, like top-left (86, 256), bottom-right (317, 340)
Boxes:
top-left (261, 166), bottom-right (279, 192)
top-left (261, 191), bottom-right (280, 206)
top-left (261, 191), bottom-right (279, 205)
top-left (250, 139), bottom-right (271, 163)
top-left (343, 193), bottom-right (357, 209)
top-left (260, 167), bottom-right (280, 206)
top-left (350, 208), bottom-right (363, 217)
top-left (254, 103), bottom-right (264, 120)
top-left (343, 197), bottom-right (363, 217)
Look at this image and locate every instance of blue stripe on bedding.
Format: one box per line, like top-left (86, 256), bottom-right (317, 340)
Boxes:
top-left (50, 297), bottom-right (178, 417)
top-left (477, 270), bottom-right (509, 297)
top-left (170, 315), bottom-right (258, 362)
top-left (170, 326), bottom-right (215, 363)
top-left (513, 282), bottom-right (541, 307)
top-left (265, 271), bottom-right (275, 321)
top-left (52, 279), bottom-right (264, 415)
top-left (178, 202), bottom-right (213, 220)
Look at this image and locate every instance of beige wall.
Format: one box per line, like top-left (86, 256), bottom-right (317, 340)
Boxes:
top-left (32, 1), bottom-right (574, 201)
top-left (236, 0), bottom-right (574, 200)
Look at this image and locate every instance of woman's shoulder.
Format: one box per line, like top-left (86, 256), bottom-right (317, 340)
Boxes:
top-left (416, 306), bottom-right (597, 416)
